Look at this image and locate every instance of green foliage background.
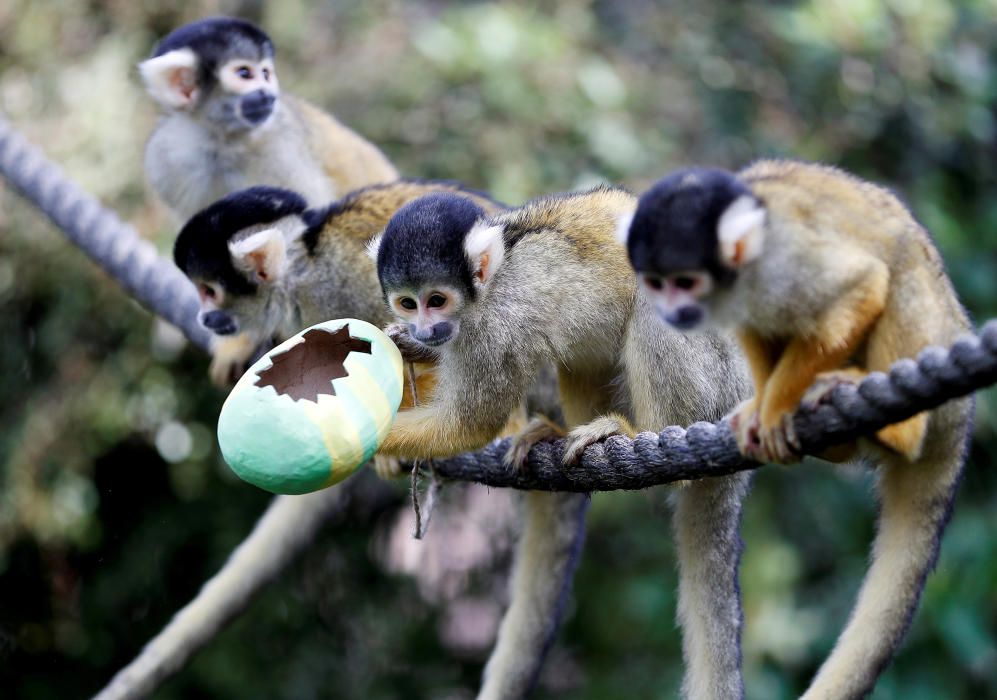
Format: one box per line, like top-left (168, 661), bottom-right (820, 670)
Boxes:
top-left (2, 1), bottom-right (996, 698)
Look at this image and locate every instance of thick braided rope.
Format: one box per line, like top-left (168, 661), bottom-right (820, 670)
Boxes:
top-left (0, 116), bottom-right (211, 350)
top-left (426, 322), bottom-right (997, 491)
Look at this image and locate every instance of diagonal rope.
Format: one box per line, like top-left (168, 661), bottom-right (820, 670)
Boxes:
top-left (0, 115), bottom-right (212, 350)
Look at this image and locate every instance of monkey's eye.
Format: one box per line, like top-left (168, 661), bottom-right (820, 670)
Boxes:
top-left (426, 293), bottom-right (448, 309)
top-left (643, 275), bottom-right (664, 291)
top-left (673, 276), bottom-right (697, 291)
top-left (398, 297), bottom-right (417, 311)
top-left (237, 66), bottom-right (253, 80)
top-left (262, 67), bottom-right (271, 81)
top-left (199, 283), bottom-right (217, 300)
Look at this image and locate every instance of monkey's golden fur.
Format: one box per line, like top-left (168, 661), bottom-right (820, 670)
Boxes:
top-left (727, 160), bottom-right (973, 699)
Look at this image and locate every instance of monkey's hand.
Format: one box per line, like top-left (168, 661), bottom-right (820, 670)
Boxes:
top-left (504, 416), bottom-right (566, 470)
top-left (372, 454), bottom-right (406, 480)
top-left (386, 323), bottom-right (439, 364)
top-left (799, 368), bottom-right (866, 410)
top-left (757, 409), bottom-right (801, 464)
top-left (729, 397), bottom-right (765, 461)
top-left (209, 333), bottom-right (257, 387)
top-left (561, 414), bottom-right (637, 466)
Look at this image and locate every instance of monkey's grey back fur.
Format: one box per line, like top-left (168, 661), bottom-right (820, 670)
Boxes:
top-left (146, 95), bottom-right (337, 221)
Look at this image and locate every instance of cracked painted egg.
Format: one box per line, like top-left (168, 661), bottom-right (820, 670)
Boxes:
top-left (217, 318), bottom-right (403, 494)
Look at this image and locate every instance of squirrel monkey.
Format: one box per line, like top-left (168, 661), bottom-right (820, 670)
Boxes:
top-left (172, 180), bottom-right (501, 388)
top-left (369, 189), bottom-right (752, 700)
top-left (140, 17), bottom-right (398, 222)
top-left (621, 160), bottom-right (974, 699)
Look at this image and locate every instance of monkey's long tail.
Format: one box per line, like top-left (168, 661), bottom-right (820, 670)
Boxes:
top-left (91, 487), bottom-right (348, 700)
top-left (800, 398), bottom-right (973, 700)
top-left (477, 491), bottom-right (590, 700)
top-left (673, 472), bottom-right (751, 700)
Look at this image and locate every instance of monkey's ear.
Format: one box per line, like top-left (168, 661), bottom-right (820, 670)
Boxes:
top-left (615, 211), bottom-right (635, 245)
top-left (464, 222), bottom-right (505, 286)
top-left (229, 229), bottom-right (287, 284)
top-left (717, 195), bottom-right (766, 268)
top-left (365, 232), bottom-right (384, 263)
top-left (139, 48), bottom-right (200, 109)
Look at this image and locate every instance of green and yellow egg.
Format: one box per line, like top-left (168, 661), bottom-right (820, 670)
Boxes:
top-left (217, 318), bottom-right (403, 494)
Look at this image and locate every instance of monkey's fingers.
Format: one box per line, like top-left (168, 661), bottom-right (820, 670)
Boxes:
top-left (561, 414), bottom-right (636, 467)
top-left (385, 323), bottom-right (439, 364)
top-left (800, 368), bottom-right (867, 410)
top-left (756, 412), bottom-right (802, 464)
top-left (372, 454), bottom-right (405, 480)
top-left (503, 416), bottom-right (566, 470)
top-left (729, 398), bottom-right (762, 458)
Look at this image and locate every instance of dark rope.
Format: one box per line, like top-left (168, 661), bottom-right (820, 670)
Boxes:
top-left (2, 117), bottom-right (995, 490)
top-left (0, 116), bottom-right (212, 350)
top-left (424, 323), bottom-right (997, 490)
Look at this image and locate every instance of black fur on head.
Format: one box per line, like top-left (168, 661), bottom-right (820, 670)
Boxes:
top-left (152, 17), bottom-right (273, 86)
top-left (376, 193), bottom-right (487, 300)
top-left (174, 186), bottom-right (307, 295)
top-left (628, 168), bottom-right (754, 286)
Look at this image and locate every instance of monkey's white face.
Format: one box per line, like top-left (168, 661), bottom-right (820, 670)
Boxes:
top-left (194, 278), bottom-right (240, 335)
top-left (387, 286), bottom-right (465, 348)
top-left (638, 270), bottom-right (715, 330)
top-left (213, 58), bottom-right (280, 130)
top-left (217, 58), bottom-right (279, 96)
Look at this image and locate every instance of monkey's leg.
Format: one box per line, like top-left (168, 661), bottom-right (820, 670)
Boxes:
top-left (801, 397), bottom-right (972, 700)
top-left (755, 268), bottom-right (888, 462)
top-left (802, 367), bottom-right (929, 462)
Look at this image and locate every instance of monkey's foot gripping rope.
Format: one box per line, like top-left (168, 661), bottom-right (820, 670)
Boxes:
top-left (424, 321), bottom-right (997, 491)
top-left (0, 116), bottom-right (212, 350)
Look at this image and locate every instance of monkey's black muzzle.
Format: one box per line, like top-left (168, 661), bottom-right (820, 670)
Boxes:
top-left (664, 305), bottom-right (704, 331)
top-left (411, 321), bottom-right (455, 347)
top-left (201, 310), bottom-right (239, 336)
top-left (240, 90), bottom-right (276, 126)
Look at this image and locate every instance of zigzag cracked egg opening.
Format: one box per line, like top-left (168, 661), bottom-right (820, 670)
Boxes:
top-left (217, 319), bottom-right (403, 494)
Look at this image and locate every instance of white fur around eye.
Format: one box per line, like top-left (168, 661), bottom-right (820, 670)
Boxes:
top-left (365, 232), bottom-right (384, 263)
top-left (717, 195), bottom-right (766, 267)
top-left (464, 222), bottom-right (505, 285)
top-left (614, 210), bottom-right (635, 245)
top-left (139, 48), bottom-right (199, 109)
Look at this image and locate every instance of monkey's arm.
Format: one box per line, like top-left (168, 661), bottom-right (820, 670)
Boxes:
top-left (750, 259), bottom-right (889, 461)
top-left (208, 333), bottom-right (259, 387)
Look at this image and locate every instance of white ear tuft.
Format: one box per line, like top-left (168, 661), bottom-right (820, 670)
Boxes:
top-left (229, 228), bottom-right (286, 284)
top-left (139, 48), bottom-right (200, 109)
top-left (615, 210), bottom-right (635, 245)
top-left (365, 232), bottom-right (384, 263)
top-left (717, 195), bottom-right (766, 268)
top-left (464, 222), bottom-right (505, 285)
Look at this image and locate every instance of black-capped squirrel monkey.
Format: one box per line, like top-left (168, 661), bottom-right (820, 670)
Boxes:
top-left (140, 17), bottom-right (398, 222)
top-left (369, 189), bottom-right (752, 700)
top-left (621, 160), bottom-right (974, 699)
top-left (173, 180), bottom-right (502, 389)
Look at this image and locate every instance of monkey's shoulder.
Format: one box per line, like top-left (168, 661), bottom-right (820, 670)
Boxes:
top-left (500, 185), bottom-right (635, 249)
top-left (283, 95), bottom-right (399, 189)
top-left (302, 180), bottom-right (503, 255)
top-left (742, 159), bottom-right (932, 252)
